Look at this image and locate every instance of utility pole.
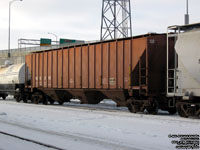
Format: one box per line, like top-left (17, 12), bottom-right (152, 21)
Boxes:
top-left (48, 32), bottom-right (58, 44)
top-left (8, 0), bottom-right (23, 58)
top-left (185, 0), bottom-right (189, 25)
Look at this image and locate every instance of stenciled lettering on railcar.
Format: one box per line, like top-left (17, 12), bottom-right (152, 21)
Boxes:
top-left (124, 77), bottom-right (129, 83)
top-left (109, 78), bottom-right (116, 85)
top-left (149, 39), bottom-right (155, 44)
top-left (70, 78), bottom-right (74, 84)
top-left (48, 76), bottom-right (51, 80)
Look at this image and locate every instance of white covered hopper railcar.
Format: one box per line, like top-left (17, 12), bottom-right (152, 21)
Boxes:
top-left (167, 23), bottom-right (200, 117)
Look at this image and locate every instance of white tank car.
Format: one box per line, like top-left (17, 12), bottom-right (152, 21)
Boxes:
top-left (0, 63), bottom-right (30, 99)
top-left (175, 29), bottom-right (200, 98)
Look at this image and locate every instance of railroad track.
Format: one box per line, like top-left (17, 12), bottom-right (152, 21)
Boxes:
top-left (0, 119), bottom-right (139, 150)
top-left (1, 99), bottom-right (200, 123)
top-left (0, 131), bottom-right (66, 150)
top-left (3, 97), bottom-right (128, 112)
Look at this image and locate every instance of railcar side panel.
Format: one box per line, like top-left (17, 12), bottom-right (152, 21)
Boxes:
top-left (124, 40), bottom-right (131, 89)
top-left (82, 46), bottom-right (89, 89)
top-left (95, 44), bottom-right (102, 89)
top-left (35, 53), bottom-right (39, 88)
top-left (47, 51), bottom-right (52, 88)
top-left (75, 47), bottom-right (81, 88)
top-left (52, 51), bottom-right (57, 88)
top-left (117, 41), bottom-right (124, 89)
top-left (69, 48), bottom-right (75, 88)
top-left (31, 54), bottom-right (35, 88)
top-left (89, 45), bottom-right (95, 88)
top-left (27, 37), bottom-right (150, 91)
top-left (109, 41), bottom-right (117, 89)
top-left (58, 50), bottom-right (63, 88)
top-left (63, 50), bottom-right (69, 88)
top-left (102, 43), bottom-right (109, 89)
top-left (39, 53), bottom-right (44, 87)
top-left (43, 52), bottom-right (48, 88)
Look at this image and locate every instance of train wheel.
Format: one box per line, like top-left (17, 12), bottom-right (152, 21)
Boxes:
top-left (32, 96), bottom-right (39, 104)
top-left (2, 95), bottom-right (6, 100)
top-left (23, 99), bottom-right (28, 103)
top-left (58, 101), bottom-right (64, 105)
top-left (196, 105), bottom-right (200, 118)
top-left (41, 95), bottom-right (48, 105)
top-left (176, 102), bottom-right (188, 118)
top-left (50, 100), bottom-right (55, 105)
top-left (48, 98), bottom-right (55, 105)
top-left (2, 94), bottom-right (8, 100)
top-left (15, 96), bottom-right (21, 102)
top-left (168, 108), bottom-right (177, 115)
top-left (146, 100), bottom-right (158, 115)
top-left (126, 99), bottom-right (137, 113)
top-left (42, 98), bottom-right (48, 105)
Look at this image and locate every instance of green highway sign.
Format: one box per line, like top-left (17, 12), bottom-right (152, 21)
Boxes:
top-left (40, 38), bottom-right (51, 46)
top-left (60, 39), bottom-right (76, 45)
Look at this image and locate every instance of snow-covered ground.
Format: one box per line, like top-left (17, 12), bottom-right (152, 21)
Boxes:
top-left (0, 134), bottom-right (52, 150)
top-left (0, 99), bottom-right (199, 150)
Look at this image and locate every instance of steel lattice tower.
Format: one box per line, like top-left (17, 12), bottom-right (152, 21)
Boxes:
top-left (100, 0), bottom-right (132, 41)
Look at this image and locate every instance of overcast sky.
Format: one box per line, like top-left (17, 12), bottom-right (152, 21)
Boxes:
top-left (0, 0), bottom-right (200, 50)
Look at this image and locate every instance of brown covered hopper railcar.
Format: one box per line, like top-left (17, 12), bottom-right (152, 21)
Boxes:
top-left (25, 33), bottom-right (175, 114)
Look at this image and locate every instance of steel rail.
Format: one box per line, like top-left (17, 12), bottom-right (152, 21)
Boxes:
top-left (0, 131), bottom-right (67, 150)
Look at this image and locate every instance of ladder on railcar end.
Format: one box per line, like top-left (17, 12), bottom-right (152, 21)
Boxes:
top-left (167, 68), bottom-right (177, 96)
top-left (166, 26), bottom-right (179, 97)
top-left (139, 56), bottom-right (148, 96)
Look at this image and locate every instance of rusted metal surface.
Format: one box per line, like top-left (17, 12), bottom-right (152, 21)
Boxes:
top-left (25, 34), bottom-right (174, 105)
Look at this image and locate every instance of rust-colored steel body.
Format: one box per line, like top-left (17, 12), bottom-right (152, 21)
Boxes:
top-left (25, 34), bottom-right (174, 106)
